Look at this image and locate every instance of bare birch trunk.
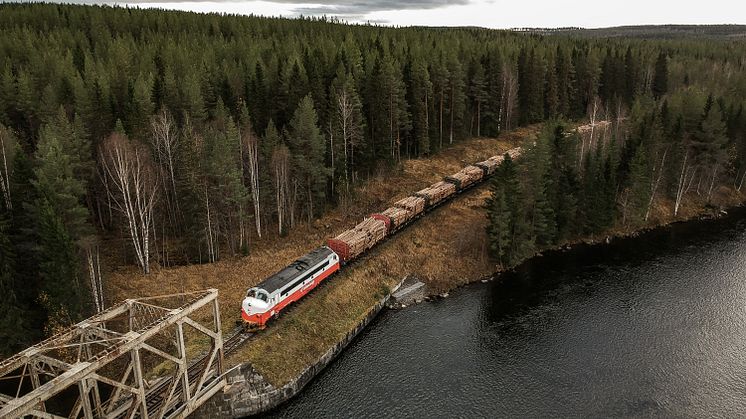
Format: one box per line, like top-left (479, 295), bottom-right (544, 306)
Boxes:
top-left (674, 153), bottom-right (696, 216)
top-left (0, 127), bottom-right (12, 210)
top-left (86, 246), bottom-right (103, 313)
top-left (99, 134), bottom-right (158, 275)
top-left (707, 166), bottom-right (718, 203)
top-left (243, 130), bottom-right (262, 237)
top-left (644, 147), bottom-right (668, 222)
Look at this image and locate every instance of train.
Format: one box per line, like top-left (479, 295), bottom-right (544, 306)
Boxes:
top-left (241, 147), bottom-right (522, 329)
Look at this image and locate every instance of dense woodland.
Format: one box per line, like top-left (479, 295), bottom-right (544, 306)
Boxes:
top-left (0, 3), bottom-right (745, 354)
top-left (486, 95), bottom-right (746, 268)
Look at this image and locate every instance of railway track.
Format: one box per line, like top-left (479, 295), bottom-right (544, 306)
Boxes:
top-left (139, 328), bottom-right (256, 417)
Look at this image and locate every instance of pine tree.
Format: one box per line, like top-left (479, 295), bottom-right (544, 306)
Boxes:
top-left (627, 142), bottom-right (652, 225)
top-left (468, 60), bottom-right (488, 137)
top-left (407, 58), bottom-right (432, 156)
top-left (0, 210), bottom-right (31, 355)
top-left (128, 73), bottom-right (155, 140)
top-left (696, 104), bottom-right (729, 201)
top-left (485, 179), bottom-right (512, 267)
top-left (36, 197), bottom-right (89, 334)
top-left (287, 95), bottom-right (329, 223)
top-left (34, 123), bottom-right (92, 241)
top-left (652, 52), bottom-right (668, 99)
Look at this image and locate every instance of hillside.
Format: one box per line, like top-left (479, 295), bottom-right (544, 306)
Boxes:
top-left (516, 24), bottom-right (746, 39)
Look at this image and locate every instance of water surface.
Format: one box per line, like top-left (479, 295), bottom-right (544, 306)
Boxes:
top-left (264, 212), bottom-right (746, 417)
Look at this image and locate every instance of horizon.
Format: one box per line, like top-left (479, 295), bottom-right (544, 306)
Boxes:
top-left (5, 0), bottom-right (746, 29)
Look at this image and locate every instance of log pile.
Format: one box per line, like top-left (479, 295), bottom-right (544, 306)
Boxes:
top-left (372, 206), bottom-right (413, 233)
top-left (394, 196), bottom-right (426, 216)
top-left (326, 217), bottom-right (387, 262)
top-left (445, 165), bottom-right (484, 190)
top-left (415, 181), bottom-right (456, 206)
top-left (475, 158), bottom-right (500, 175)
top-left (507, 147), bottom-right (522, 159)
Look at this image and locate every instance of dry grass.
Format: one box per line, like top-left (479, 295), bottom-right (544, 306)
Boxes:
top-left (106, 127), bottom-right (538, 383)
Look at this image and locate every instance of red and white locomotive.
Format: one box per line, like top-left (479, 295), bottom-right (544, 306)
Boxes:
top-left (241, 246), bottom-right (340, 328)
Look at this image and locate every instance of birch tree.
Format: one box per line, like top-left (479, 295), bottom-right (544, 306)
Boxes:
top-left (149, 108), bottom-right (179, 224)
top-left (498, 65), bottom-right (518, 132)
top-left (242, 121), bottom-right (262, 237)
top-left (272, 145), bottom-right (290, 235)
top-left (99, 133), bottom-right (158, 274)
top-left (332, 73), bottom-right (365, 193)
top-left (0, 124), bottom-right (16, 210)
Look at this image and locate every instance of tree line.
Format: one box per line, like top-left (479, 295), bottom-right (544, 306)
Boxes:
top-left (0, 3), bottom-right (744, 354)
top-left (486, 90), bottom-right (746, 267)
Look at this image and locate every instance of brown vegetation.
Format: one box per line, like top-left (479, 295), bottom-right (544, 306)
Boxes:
top-left (106, 127), bottom-right (535, 348)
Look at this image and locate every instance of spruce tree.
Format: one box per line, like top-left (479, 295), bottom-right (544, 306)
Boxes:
top-left (287, 95), bottom-right (329, 222)
top-left (36, 197), bottom-right (88, 333)
top-left (0, 210), bottom-right (31, 355)
top-left (652, 52), bottom-right (668, 99)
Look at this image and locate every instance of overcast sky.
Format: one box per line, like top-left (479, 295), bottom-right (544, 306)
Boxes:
top-left (16, 0), bottom-right (746, 28)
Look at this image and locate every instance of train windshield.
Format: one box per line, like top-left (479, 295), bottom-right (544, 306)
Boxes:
top-left (247, 289), bottom-right (268, 302)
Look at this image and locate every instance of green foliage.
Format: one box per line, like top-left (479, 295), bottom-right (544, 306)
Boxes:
top-left (0, 210), bottom-right (31, 355)
top-left (287, 95), bottom-right (329, 221)
top-left (653, 52), bottom-right (669, 99)
top-left (36, 197), bottom-right (89, 332)
top-left (0, 3), bottom-right (744, 348)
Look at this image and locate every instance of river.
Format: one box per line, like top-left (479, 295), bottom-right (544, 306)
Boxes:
top-left (263, 210), bottom-right (746, 417)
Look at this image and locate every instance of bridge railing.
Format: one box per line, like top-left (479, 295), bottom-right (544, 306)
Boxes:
top-left (0, 289), bottom-right (225, 419)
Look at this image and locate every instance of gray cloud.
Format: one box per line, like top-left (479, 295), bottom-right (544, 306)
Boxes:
top-left (120, 0), bottom-right (473, 15)
top-left (288, 0), bottom-right (470, 15)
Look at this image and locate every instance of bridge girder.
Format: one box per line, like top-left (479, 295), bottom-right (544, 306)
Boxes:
top-left (0, 289), bottom-right (225, 419)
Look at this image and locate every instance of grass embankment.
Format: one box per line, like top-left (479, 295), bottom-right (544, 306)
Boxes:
top-left (107, 126), bottom-right (537, 385)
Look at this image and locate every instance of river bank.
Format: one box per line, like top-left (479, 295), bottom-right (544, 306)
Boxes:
top-left (198, 187), bottom-right (745, 417)
top-left (259, 205), bottom-right (746, 417)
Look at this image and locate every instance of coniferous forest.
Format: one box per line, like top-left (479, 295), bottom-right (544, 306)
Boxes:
top-left (0, 3), bottom-right (745, 354)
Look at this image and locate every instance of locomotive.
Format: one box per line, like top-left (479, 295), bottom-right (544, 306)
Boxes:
top-left (241, 246), bottom-right (340, 328)
top-left (241, 147), bottom-right (522, 329)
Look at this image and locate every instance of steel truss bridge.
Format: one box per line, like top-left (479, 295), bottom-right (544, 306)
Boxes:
top-left (0, 289), bottom-right (225, 419)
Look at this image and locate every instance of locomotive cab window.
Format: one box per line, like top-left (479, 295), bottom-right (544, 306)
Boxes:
top-left (257, 291), bottom-right (268, 302)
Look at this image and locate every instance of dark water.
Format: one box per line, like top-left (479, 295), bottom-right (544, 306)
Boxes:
top-left (264, 211), bottom-right (746, 418)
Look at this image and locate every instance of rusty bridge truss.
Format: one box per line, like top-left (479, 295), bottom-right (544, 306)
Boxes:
top-left (0, 289), bottom-right (225, 418)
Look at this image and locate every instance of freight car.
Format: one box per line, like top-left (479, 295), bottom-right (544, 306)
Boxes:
top-left (242, 146), bottom-right (523, 329)
top-left (444, 165), bottom-right (484, 190)
top-left (326, 217), bottom-right (387, 262)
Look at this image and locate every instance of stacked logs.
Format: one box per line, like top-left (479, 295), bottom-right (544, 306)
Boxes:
top-left (414, 181), bottom-right (456, 206)
top-left (444, 165), bottom-right (484, 190)
top-left (327, 217), bottom-right (387, 262)
top-left (394, 196), bottom-right (426, 216)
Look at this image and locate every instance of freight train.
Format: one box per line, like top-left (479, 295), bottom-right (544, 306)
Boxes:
top-left (241, 147), bottom-right (522, 328)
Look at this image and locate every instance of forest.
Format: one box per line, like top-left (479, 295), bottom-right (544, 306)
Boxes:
top-left (0, 3), bottom-right (745, 354)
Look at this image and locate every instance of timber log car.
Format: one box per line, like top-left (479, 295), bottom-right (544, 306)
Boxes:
top-left (242, 147), bottom-right (522, 327)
